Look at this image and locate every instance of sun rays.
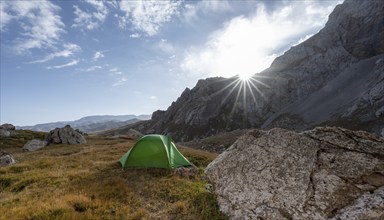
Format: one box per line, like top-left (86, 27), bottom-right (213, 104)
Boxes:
top-left (238, 72), bottom-right (253, 81)
top-left (212, 74), bottom-right (271, 127)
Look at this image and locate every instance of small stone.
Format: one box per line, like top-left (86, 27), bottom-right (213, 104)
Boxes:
top-left (0, 152), bottom-right (16, 166)
top-left (22, 139), bottom-right (48, 151)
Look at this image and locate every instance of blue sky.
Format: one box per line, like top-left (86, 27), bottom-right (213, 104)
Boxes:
top-left (0, 0), bottom-right (341, 126)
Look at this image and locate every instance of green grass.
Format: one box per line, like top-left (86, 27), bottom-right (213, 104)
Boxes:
top-left (0, 136), bottom-right (227, 220)
top-left (0, 130), bottom-right (46, 149)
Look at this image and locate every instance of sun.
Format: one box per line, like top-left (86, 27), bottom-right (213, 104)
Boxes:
top-left (238, 72), bottom-right (253, 81)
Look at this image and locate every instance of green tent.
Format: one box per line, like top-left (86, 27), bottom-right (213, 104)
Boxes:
top-left (119, 134), bottom-right (192, 169)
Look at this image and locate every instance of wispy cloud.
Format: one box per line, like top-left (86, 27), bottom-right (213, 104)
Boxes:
top-left (93, 51), bottom-right (105, 61)
top-left (0, 1), bottom-right (13, 32)
top-left (118, 0), bottom-right (181, 36)
top-left (1, 1), bottom-right (65, 54)
top-left (108, 67), bottom-right (127, 86)
top-left (183, 0), bottom-right (231, 23)
top-left (130, 33), bottom-right (141, 38)
top-left (29, 43), bottom-right (81, 64)
top-left (149, 95), bottom-right (158, 100)
top-left (86, 65), bottom-right (102, 72)
top-left (112, 77), bottom-right (127, 87)
top-left (157, 39), bottom-right (175, 54)
top-left (181, 1), bottom-right (339, 78)
top-left (46, 60), bottom-right (79, 70)
top-left (72, 1), bottom-right (108, 30)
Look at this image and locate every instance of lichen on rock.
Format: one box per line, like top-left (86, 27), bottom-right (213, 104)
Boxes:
top-left (205, 127), bottom-right (384, 219)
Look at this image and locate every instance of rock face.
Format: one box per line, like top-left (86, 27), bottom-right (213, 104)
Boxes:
top-left (0, 123), bottom-right (16, 138)
top-left (46, 125), bottom-right (86, 145)
top-left (205, 127), bottom-right (384, 220)
top-left (22, 139), bottom-right (48, 151)
top-left (120, 0), bottom-right (384, 141)
top-left (0, 152), bottom-right (16, 166)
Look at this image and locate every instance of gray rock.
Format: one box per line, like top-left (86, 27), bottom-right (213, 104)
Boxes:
top-left (205, 127), bottom-right (384, 220)
top-left (0, 123), bottom-right (15, 130)
top-left (0, 129), bottom-right (11, 138)
top-left (22, 139), bottom-right (48, 151)
top-left (331, 187), bottom-right (384, 220)
top-left (0, 152), bottom-right (16, 166)
top-left (0, 123), bottom-right (16, 138)
top-left (125, 128), bottom-right (142, 140)
top-left (46, 125), bottom-right (86, 145)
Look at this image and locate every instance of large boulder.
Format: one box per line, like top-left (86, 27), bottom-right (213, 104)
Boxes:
top-left (22, 139), bottom-right (48, 151)
top-left (0, 123), bottom-right (16, 138)
top-left (205, 127), bottom-right (384, 220)
top-left (0, 129), bottom-right (10, 138)
top-left (0, 152), bottom-right (16, 166)
top-left (46, 125), bottom-right (86, 145)
top-left (0, 123), bottom-right (15, 130)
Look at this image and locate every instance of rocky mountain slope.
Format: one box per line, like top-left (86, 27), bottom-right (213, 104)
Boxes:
top-left (111, 0), bottom-right (383, 141)
top-left (18, 114), bottom-right (151, 133)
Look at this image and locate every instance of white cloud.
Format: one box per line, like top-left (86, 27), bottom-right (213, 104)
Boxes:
top-left (72, 1), bottom-right (108, 30)
top-left (86, 65), bottom-right (102, 72)
top-left (112, 76), bottom-right (127, 86)
top-left (180, 1), bottom-right (339, 78)
top-left (199, 0), bottom-right (231, 12)
top-left (149, 96), bottom-right (158, 100)
top-left (130, 33), bottom-right (141, 38)
top-left (29, 43), bottom-right (81, 63)
top-left (93, 51), bottom-right (105, 61)
top-left (109, 67), bottom-right (126, 86)
top-left (157, 39), bottom-right (175, 54)
top-left (0, 1), bottom-right (13, 31)
top-left (46, 60), bottom-right (79, 69)
top-left (183, 1), bottom-right (231, 23)
top-left (118, 0), bottom-right (181, 36)
top-left (1, 1), bottom-right (65, 54)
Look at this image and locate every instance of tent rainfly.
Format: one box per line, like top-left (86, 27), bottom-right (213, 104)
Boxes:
top-left (119, 134), bottom-right (192, 169)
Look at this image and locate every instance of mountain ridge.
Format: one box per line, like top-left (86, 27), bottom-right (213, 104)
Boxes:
top-left (107, 0), bottom-right (384, 141)
top-left (17, 114), bottom-right (151, 133)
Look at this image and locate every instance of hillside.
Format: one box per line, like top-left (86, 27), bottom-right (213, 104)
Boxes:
top-left (0, 132), bottom-right (226, 219)
top-left (112, 0), bottom-right (384, 141)
top-left (18, 114), bottom-right (151, 133)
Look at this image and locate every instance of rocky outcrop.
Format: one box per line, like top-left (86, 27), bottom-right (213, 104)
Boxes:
top-left (0, 152), bottom-right (16, 166)
top-left (108, 129), bottom-right (143, 140)
top-left (120, 0), bottom-right (384, 141)
top-left (46, 125), bottom-right (86, 145)
top-left (22, 139), bottom-right (48, 151)
top-left (0, 123), bottom-right (16, 138)
top-left (205, 127), bottom-right (384, 219)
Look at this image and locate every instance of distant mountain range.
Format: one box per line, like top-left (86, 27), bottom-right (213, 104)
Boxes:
top-left (18, 114), bottom-right (151, 133)
top-left (106, 0), bottom-right (383, 141)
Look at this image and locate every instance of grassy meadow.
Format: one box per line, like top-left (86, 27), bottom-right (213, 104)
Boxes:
top-left (0, 133), bottom-right (227, 220)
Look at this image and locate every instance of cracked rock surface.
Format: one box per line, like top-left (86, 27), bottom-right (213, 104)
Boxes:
top-left (205, 127), bottom-right (384, 219)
